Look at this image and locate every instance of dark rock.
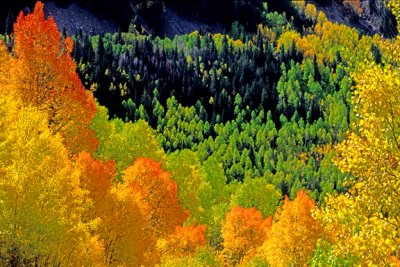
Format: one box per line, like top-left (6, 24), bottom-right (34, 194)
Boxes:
top-left (44, 1), bottom-right (118, 35)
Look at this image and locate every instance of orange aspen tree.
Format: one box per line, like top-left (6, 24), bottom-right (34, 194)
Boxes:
top-left (157, 225), bottom-right (207, 259)
top-left (76, 152), bottom-right (154, 265)
top-left (122, 158), bottom-right (188, 265)
top-left (221, 207), bottom-right (272, 266)
top-left (123, 158), bottom-right (188, 237)
top-left (12, 1), bottom-right (97, 154)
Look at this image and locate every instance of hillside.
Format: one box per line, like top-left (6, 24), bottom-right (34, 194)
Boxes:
top-left (1, 0), bottom-right (397, 37)
top-left (0, 0), bottom-right (399, 266)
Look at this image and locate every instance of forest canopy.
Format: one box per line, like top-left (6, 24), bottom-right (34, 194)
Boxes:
top-left (0, 0), bottom-right (399, 266)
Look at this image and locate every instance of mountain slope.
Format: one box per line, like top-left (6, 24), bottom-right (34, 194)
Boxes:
top-left (1, 0), bottom-right (396, 37)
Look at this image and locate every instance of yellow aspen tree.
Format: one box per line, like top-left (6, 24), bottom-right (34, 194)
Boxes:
top-left (262, 191), bottom-right (323, 267)
top-left (0, 95), bottom-right (103, 266)
top-left (104, 183), bottom-right (150, 266)
top-left (389, 0), bottom-right (400, 30)
top-left (316, 61), bottom-right (400, 265)
top-left (316, 7), bottom-right (400, 261)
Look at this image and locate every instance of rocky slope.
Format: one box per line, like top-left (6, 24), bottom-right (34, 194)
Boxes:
top-left (44, 1), bottom-right (118, 34)
top-left (0, 0), bottom-right (397, 37)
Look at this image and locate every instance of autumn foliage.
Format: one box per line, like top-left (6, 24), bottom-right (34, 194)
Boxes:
top-left (0, 94), bottom-right (104, 266)
top-left (317, 42), bottom-right (400, 265)
top-left (12, 2), bottom-right (98, 154)
top-left (123, 158), bottom-right (188, 237)
top-left (157, 225), bottom-right (207, 259)
top-left (1, 0), bottom-right (399, 266)
top-left (261, 191), bottom-right (324, 267)
top-left (0, 3), bottom-right (102, 265)
top-left (221, 207), bottom-right (272, 266)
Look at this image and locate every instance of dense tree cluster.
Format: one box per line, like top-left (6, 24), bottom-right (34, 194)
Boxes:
top-left (0, 1), bottom-right (400, 266)
top-left (70, 3), bottom-right (366, 199)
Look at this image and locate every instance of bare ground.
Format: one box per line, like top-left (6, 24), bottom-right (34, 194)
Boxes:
top-left (44, 1), bottom-right (118, 35)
